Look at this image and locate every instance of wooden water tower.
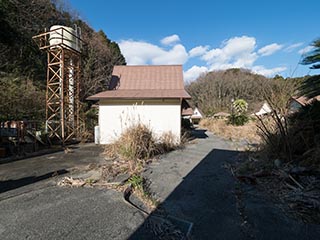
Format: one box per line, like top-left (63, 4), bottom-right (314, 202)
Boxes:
top-left (33, 25), bottom-right (83, 144)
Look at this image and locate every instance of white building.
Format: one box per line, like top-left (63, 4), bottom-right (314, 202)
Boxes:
top-left (191, 107), bottom-right (203, 124)
top-left (88, 65), bottom-right (191, 144)
top-left (255, 102), bottom-right (272, 116)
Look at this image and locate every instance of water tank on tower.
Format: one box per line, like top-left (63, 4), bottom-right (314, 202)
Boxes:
top-left (49, 25), bottom-right (81, 52)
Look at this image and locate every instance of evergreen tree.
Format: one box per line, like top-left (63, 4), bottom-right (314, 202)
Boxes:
top-left (300, 39), bottom-right (320, 98)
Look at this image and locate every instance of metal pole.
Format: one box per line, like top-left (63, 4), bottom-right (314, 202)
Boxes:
top-left (61, 48), bottom-right (65, 145)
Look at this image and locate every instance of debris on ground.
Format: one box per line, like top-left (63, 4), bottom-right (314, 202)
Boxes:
top-left (63, 147), bottom-right (74, 154)
top-left (233, 154), bottom-right (320, 224)
top-left (101, 159), bottom-right (132, 183)
top-left (57, 177), bottom-right (86, 187)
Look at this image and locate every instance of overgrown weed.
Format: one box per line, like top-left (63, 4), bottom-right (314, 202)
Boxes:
top-left (104, 123), bottom-right (183, 173)
top-left (128, 174), bottom-right (159, 210)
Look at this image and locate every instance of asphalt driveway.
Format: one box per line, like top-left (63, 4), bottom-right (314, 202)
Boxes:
top-left (1, 131), bottom-right (320, 239)
top-left (133, 130), bottom-right (320, 239)
top-left (0, 144), bottom-right (104, 199)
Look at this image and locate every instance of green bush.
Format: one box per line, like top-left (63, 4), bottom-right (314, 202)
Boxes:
top-left (228, 99), bottom-right (249, 126)
top-left (228, 114), bottom-right (249, 126)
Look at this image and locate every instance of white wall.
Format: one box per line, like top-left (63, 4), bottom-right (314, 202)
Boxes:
top-left (98, 99), bottom-right (181, 144)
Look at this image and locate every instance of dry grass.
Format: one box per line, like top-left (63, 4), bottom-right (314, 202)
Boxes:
top-left (200, 118), bottom-right (261, 144)
top-left (104, 124), bottom-right (155, 172)
top-left (80, 130), bottom-right (94, 143)
top-left (256, 103), bottom-right (320, 167)
top-left (104, 123), bottom-right (183, 173)
top-left (232, 104), bottom-right (320, 224)
top-left (158, 131), bottom-right (180, 153)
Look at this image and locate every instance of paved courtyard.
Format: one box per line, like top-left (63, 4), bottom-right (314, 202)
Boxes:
top-left (1, 131), bottom-right (320, 239)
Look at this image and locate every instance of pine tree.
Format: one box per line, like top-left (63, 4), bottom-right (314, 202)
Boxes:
top-left (299, 39), bottom-right (320, 98)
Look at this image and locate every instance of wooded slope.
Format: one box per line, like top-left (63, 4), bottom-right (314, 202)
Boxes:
top-left (0, 0), bottom-right (126, 120)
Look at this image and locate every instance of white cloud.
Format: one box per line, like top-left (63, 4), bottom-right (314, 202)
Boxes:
top-left (252, 66), bottom-right (287, 76)
top-left (118, 40), bottom-right (188, 65)
top-left (160, 34), bottom-right (180, 45)
top-left (152, 44), bottom-right (188, 65)
top-left (118, 35), bottom-right (289, 81)
top-left (184, 65), bottom-right (208, 82)
top-left (223, 36), bottom-right (256, 57)
top-left (118, 40), bottom-right (162, 65)
top-left (298, 45), bottom-right (315, 55)
top-left (189, 45), bottom-right (209, 58)
top-left (284, 42), bottom-right (303, 52)
top-left (202, 36), bottom-right (258, 70)
top-left (258, 43), bottom-right (283, 56)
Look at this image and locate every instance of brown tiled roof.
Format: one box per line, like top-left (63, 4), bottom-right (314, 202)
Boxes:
top-left (291, 95), bottom-right (320, 106)
top-left (292, 96), bottom-right (309, 106)
top-left (87, 65), bottom-right (191, 100)
top-left (182, 108), bottom-right (194, 116)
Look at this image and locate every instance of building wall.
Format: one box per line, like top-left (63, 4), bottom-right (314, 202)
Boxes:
top-left (98, 99), bottom-right (181, 144)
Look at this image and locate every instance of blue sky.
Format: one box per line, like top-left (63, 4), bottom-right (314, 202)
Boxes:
top-left (68, 0), bottom-right (320, 81)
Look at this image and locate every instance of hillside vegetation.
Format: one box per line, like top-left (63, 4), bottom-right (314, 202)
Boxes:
top-left (186, 68), bottom-right (305, 115)
top-left (0, 0), bottom-right (126, 121)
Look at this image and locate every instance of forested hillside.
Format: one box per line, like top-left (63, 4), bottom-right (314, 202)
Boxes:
top-left (0, 0), bottom-right (126, 120)
top-left (186, 68), bottom-right (306, 115)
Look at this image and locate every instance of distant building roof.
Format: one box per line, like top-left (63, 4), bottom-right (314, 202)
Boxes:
top-left (290, 95), bottom-right (320, 107)
top-left (87, 65), bottom-right (191, 100)
top-left (181, 99), bottom-right (193, 116)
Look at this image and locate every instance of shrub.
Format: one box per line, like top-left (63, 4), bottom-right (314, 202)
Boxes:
top-left (228, 99), bottom-right (249, 126)
top-left (228, 114), bottom-right (249, 126)
top-left (233, 99), bottom-right (248, 115)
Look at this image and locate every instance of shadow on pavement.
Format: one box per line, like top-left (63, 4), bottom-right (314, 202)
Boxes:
top-left (0, 147), bottom-right (64, 165)
top-left (129, 148), bottom-right (243, 239)
top-left (0, 169), bottom-right (68, 194)
top-left (130, 146), bottom-right (320, 239)
top-left (190, 128), bottom-right (209, 139)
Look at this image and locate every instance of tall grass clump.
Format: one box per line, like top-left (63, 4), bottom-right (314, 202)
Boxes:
top-left (255, 78), bottom-right (298, 163)
top-left (105, 123), bottom-right (156, 161)
top-left (158, 131), bottom-right (180, 152)
top-left (104, 123), bottom-right (182, 172)
top-left (257, 101), bottom-right (320, 167)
